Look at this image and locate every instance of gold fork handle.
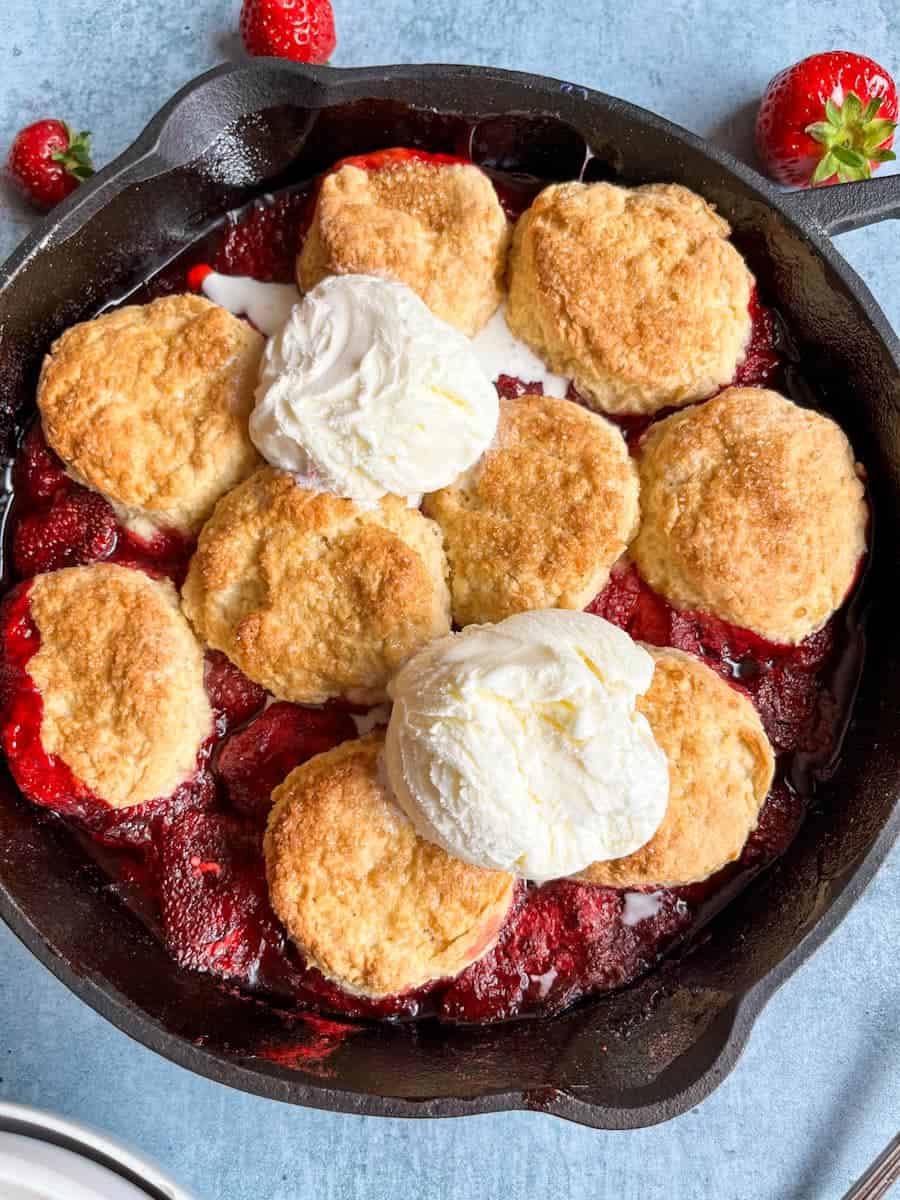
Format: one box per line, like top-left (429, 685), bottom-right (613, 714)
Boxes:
top-left (843, 1133), bottom-right (900, 1200)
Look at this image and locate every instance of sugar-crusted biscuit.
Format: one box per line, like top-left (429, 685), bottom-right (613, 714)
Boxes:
top-left (297, 156), bottom-right (510, 335)
top-left (506, 181), bottom-right (754, 414)
top-left (424, 394), bottom-right (639, 625)
top-left (265, 734), bottom-right (515, 997)
top-left (580, 647), bottom-right (774, 887)
top-left (632, 387), bottom-right (867, 643)
top-left (37, 295), bottom-right (263, 534)
top-left (181, 467), bottom-right (451, 705)
top-left (25, 564), bottom-right (212, 809)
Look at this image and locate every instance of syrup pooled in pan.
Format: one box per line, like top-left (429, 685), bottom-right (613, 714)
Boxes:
top-left (0, 154), bottom-right (867, 1026)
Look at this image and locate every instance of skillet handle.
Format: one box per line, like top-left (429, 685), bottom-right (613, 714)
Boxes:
top-left (780, 174), bottom-right (900, 236)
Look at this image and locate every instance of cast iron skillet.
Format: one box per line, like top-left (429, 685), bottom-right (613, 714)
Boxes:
top-left (0, 61), bottom-right (898, 1130)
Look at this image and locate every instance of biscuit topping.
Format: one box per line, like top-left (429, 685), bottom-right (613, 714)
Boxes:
top-left (250, 275), bottom-right (498, 506)
top-left (1, 150), bottom-right (870, 1027)
top-left (37, 294), bottom-right (263, 534)
top-left (580, 647), bottom-right (775, 888)
top-left (265, 735), bottom-right (515, 997)
top-left (631, 387), bottom-right (867, 643)
top-left (506, 181), bottom-right (754, 414)
top-left (385, 610), bottom-right (669, 882)
top-left (297, 154), bottom-right (510, 334)
top-left (26, 565), bottom-right (213, 810)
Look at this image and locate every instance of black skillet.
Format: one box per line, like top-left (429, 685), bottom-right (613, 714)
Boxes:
top-left (0, 61), bottom-right (898, 1130)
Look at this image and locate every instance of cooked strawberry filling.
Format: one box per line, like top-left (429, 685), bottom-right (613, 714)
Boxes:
top-left (333, 147), bottom-right (471, 173)
top-left (0, 175), bottom-right (864, 1025)
top-left (13, 425), bottom-right (196, 586)
top-left (217, 702), bottom-right (356, 824)
top-left (212, 189), bottom-right (313, 283)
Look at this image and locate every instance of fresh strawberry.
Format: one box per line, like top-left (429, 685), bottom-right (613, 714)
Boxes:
top-left (240, 0), bottom-right (336, 65)
top-left (7, 120), bottom-right (93, 209)
top-left (756, 51), bottom-right (897, 186)
top-left (13, 488), bottom-right (117, 577)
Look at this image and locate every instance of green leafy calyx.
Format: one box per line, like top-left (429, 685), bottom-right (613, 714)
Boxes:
top-left (50, 122), bottom-right (94, 182)
top-left (806, 92), bottom-right (897, 184)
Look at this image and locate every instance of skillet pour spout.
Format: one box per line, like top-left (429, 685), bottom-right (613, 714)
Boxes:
top-left (0, 61), bottom-right (898, 1129)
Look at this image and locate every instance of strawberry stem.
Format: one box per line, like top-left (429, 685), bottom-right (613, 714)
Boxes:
top-left (51, 123), bottom-right (94, 183)
top-left (806, 91), bottom-right (897, 184)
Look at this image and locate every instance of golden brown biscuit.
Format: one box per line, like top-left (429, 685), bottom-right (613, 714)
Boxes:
top-left (506, 182), bottom-right (754, 414)
top-left (632, 387), bottom-right (867, 643)
top-left (297, 157), bottom-right (510, 335)
top-left (265, 734), bottom-right (515, 997)
top-left (181, 467), bottom-right (451, 705)
top-left (424, 394), bottom-right (639, 625)
top-left (37, 295), bottom-right (263, 534)
top-left (28, 564), bottom-right (212, 809)
top-left (580, 647), bottom-right (774, 887)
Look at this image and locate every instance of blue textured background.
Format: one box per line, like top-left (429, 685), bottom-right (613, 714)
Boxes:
top-left (1, 3), bottom-right (898, 1197)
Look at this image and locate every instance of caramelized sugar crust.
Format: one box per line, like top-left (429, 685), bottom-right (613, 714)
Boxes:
top-left (181, 468), bottom-right (451, 705)
top-left (265, 734), bottom-right (515, 997)
top-left (38, 295), bottom-right (263, 534)
top-left (425, 394), bottom-right (639, 625)
top-left (28, 564), bottom-right (212, 809)
top-left (298, 159), bottom-right (510, 335)
top-left (507, 182), bottom-right (754, 414)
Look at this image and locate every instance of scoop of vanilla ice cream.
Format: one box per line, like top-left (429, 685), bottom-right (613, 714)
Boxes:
top-left (250, 275), bottom-right (499, 505)
top-left (384, 610), bottom-right (669, 882)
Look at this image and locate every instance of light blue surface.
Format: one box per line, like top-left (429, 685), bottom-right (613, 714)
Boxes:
top-left (0, 3), bottom-right (898, 1198)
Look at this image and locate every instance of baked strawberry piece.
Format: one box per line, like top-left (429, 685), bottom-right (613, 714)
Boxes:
top-left (494, 375), bottom-right (545, 400)
top-left (732, 290), bottom-right (780, 388)
top-left (14, 424), bottom-right (70, 506)
top-left (741, 780), bottom-right (806, 867)
top-left (14, 425), bottom-right (194, 584)
top-left (332, 147), bottom-right (469, 172)
top-left (288, 959), bottom-right (430, 1022)
top-left (85, 766), bottom-right (218, 855)
top-left (216, 701), bottom-right (356, 823)
top-left (13, 488), bottom-right (117, 577)
top-left (213, 191), bottom-right (313, 282)
top-left (204, 650), bottom-right (267, 733)
top-left (160, 810), bottom-right (297, 986)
